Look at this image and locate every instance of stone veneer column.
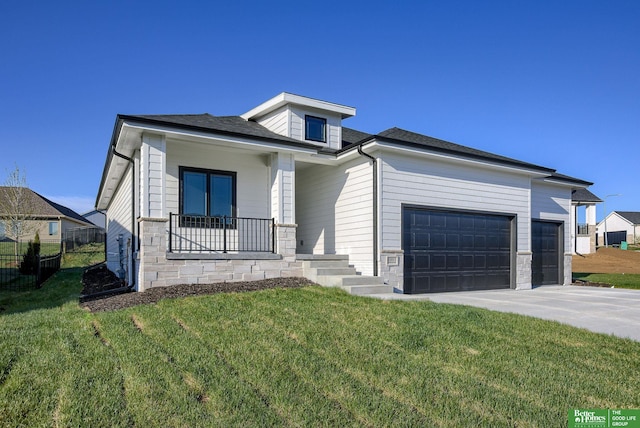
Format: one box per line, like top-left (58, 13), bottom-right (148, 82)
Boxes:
top-left (516, 251), bottom-right (532, 290)
top-left (563, 254), bottom-right (572, 285)
top-left (275, 224), bottom-right (297, 261)
top-left (380, 249), bottom-right (403, 292)
top-left (137, 217), bottom-right (169, 292)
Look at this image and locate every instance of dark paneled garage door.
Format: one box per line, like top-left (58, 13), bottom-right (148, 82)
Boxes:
top-left (403, 208), bottom-right (513, 294)
top-left (532, 221), bottom-right (561, 286)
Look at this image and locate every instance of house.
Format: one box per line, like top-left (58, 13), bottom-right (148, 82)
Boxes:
top-left (596, 211), bottom-right (640, 246)
top-left (0, 187), bottom-right (94, 243)
top-left (95, 92), bottom-right (596, 294)
top-left (570, 188), bottom-right (601, 254)
top-left (82, 209), bottom-right (106, 229)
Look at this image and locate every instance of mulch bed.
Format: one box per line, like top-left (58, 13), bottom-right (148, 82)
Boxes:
top-left (80, 264), bottom-right (317, 313)
top-left (572, 279), bottom-right (615, 288)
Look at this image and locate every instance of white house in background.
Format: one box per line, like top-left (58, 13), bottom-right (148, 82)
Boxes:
top-left (596, 211), bottom-right (640, 246)
top-left (95, 92), bottom-right (596, 294)
top-left (570, 188), bottom-right (601, 254)
top-left (82, 210), bottom-right (106, 229)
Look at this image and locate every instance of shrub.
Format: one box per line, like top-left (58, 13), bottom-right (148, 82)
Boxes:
top-left (19, 232), bottom-right (41, 275)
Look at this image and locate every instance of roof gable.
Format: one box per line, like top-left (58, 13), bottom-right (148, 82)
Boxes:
top-left (615, 211), bottom-right (640, 225)
top-left (0, 186), bottom-right (90, 224)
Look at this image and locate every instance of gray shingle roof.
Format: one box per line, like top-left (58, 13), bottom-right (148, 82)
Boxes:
top-left (0, 187), bottom-right (90, 224)
top-left (572, 188), bottom-right (602, 203)
top-left (342, 127), bottom-right (372, 148)
top-left (125, 114), bottom-right (318, 149)
top-left (372, 127), bottom-right (556, 173)
top-left (616, 211), bottom-right (640, 225)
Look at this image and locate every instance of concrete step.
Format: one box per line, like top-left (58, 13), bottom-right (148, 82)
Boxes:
top-left (316, 274), bottom-right (385, 287)
top-left (314, 267), bottom-right (357, 276)
top-left (340, 284), bottom-right (395, 295)
top-left (303, 259), bottom-right (352, 269)
top-left (296, 254), bottom-right (350, 261)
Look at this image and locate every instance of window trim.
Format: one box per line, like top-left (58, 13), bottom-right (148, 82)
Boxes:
top-left (49, 221), bottom-right (59, 236)
top-left (179, 166), bottom-right (237, 228)
top-left (305, 115), bottom-right (327, 143)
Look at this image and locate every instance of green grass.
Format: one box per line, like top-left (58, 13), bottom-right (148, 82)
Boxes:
top-left (1, 258), bottom-right (639, 426)
top-left (0, 240), bottom-right (62, 256)
top-left (573, 272), bottom-right (640, 290)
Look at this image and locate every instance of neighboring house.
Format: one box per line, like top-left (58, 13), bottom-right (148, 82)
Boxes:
top-left (570, 188), bottom-right (601, 254)
top-left (82, 210), bottom-right (106, 229)
top-left (0, 187), bottom-right (94, 243)
top-left (96, 92), bottom-right (595, 294)
top-left (596, 211), bottom-right (640, 246)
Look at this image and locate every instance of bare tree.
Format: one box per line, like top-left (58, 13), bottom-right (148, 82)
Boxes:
top-left (0, 166), bottom-right (38, 259)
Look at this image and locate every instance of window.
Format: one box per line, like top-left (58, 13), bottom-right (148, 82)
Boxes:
top-left (305, 115), bottom-right (326, 142)
top-left (49, 221), bottom-right (59, 235)
top-left (180, 167), bottom-right (236, 227)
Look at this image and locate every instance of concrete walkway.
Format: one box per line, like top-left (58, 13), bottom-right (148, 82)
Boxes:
top-left (371, 285), bottom-right (640, 341)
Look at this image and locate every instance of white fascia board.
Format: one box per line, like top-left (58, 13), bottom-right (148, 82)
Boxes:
top-left (241, 92), bottom-right (356, 120)
top-left (338, 141), bottom-right (552, 177)
top-left (120, 120), bottom-right (318, 156)
top-left (537, 177), bottom-right (587, 188)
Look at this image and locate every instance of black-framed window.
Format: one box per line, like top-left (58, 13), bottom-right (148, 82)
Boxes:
top-left (305, 115), bottom-right (326, 143)
top-left (180, 167), bottom-right (236, 227)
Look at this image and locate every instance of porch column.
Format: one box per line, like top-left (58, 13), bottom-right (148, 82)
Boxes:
top-left (271, 153), bottom-right (297, 258)
top-left (140, 133), bottom-right (166, 218)
top-left (585, 204), bottom-right (597, 253)
top-left (137, 217), bottom-right (169, 292)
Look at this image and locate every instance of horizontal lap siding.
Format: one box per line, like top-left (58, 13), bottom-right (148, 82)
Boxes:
top-left (255, 107), bottom-right (288, 137)
top-left (531, 182), bottom-right (571, 252)
top-left (380, 153), bottom-right (531, 252)
top-left (296, 159), bottom-right (374, 275)
top-left (106, 166), bottom-right (133, 276)
top-left (290, 107), bottom-right (343, 150)
top-left (166, 140), bottom-right (270, 219)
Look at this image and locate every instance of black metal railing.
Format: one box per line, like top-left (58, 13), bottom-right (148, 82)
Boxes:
top-left (577, 224), bottom-right (590, 236)
top-left (169, 213), bottom-right (275, 253)
top-left (0, 252), bottom-right (62, 291)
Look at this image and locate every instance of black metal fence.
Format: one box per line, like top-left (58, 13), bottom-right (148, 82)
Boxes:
top-left (0, 252), bottom-right (62, 291)
top-left (169, 213), bottom-right (274, 253)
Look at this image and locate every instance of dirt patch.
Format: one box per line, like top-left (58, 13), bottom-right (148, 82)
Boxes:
top-left (80, 267), bottom-right (316, 312)
top-left (572, 247), bottom-right (640, 274)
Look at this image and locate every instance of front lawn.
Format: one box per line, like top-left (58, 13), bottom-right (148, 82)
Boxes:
top-left (573, 272), bottom-right (640, 290)
top-left (1, 261), bottom-right (639, 426)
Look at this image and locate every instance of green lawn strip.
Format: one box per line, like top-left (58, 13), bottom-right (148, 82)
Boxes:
top-left (573, 272), bottom-right (640, 289)
top-left (167, 292), bottom-right (367, 426)
top-left (96, 309), bottom-right (214, 427)
top-left (251, 288), bottom-right (640, 426)
top-left (51, 311), bottom-right (132, 427)
top-left (98, 303), bottom-right (286, 427)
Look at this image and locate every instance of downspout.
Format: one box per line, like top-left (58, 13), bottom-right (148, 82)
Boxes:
top-left (111, 146), bottom-right (136, 290)
top-left (357, 145), bottom-right (378, 276)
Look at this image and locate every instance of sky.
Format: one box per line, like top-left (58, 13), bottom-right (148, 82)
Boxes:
top-left (1, 1), bottom-right (638, 221)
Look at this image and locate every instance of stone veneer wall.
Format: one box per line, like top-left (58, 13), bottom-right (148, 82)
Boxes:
top-left (563, 254), bottom-right (572, 286)
top-left (137, 218), bottom-right (302, 292)
top-left (380, 249), bottom-right (404, 292)
top-left (516, 252), bottom-right (532, 290)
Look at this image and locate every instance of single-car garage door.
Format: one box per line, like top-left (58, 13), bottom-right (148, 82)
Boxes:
top-left (403, 207), bottom-right (513, 294)
top-left (531, 220), bottom-right (562, 286)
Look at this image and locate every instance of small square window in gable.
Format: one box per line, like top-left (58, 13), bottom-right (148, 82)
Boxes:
top-left (305, 115), bottom-right (326, 143)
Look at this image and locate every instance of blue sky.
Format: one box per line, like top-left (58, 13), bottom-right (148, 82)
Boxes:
top-left (1, 1), bottom-right (638, 220)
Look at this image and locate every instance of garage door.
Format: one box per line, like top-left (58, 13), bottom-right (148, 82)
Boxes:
top-left (402, 208), bottom-right (513, 294)
top-left (531, 221), bottom-right (561, 286)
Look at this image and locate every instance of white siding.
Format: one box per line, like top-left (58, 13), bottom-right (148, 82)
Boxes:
top-left (140, 133), bottom-right (166, 218)
top-left (531, 181), bottom-right (571, 253)
top-left (255, 106), bottom-right (288, 137)
top-left (290, 107), bottom-right (343, 150)
top-left (380, 153), bottom-right (532, 252)
top-left (105, 165), bottom-right (133, 281)
top-left (597, 213), bottom-right (637, 243)
top-left (297, 158), bottom-right (374, 275)
top-left (270, 152), bottom-right (295, 224)
top-left (166, 140), bottom-right (270, 219)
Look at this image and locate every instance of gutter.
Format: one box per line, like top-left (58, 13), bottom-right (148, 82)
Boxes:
top-left (357, 144), bottom-right (378, 276)
top-left (111, 146), bottom-right (136, 290)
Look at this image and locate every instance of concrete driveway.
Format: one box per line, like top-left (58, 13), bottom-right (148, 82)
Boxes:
top-left (373, 286), bottom-right (640, 341)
